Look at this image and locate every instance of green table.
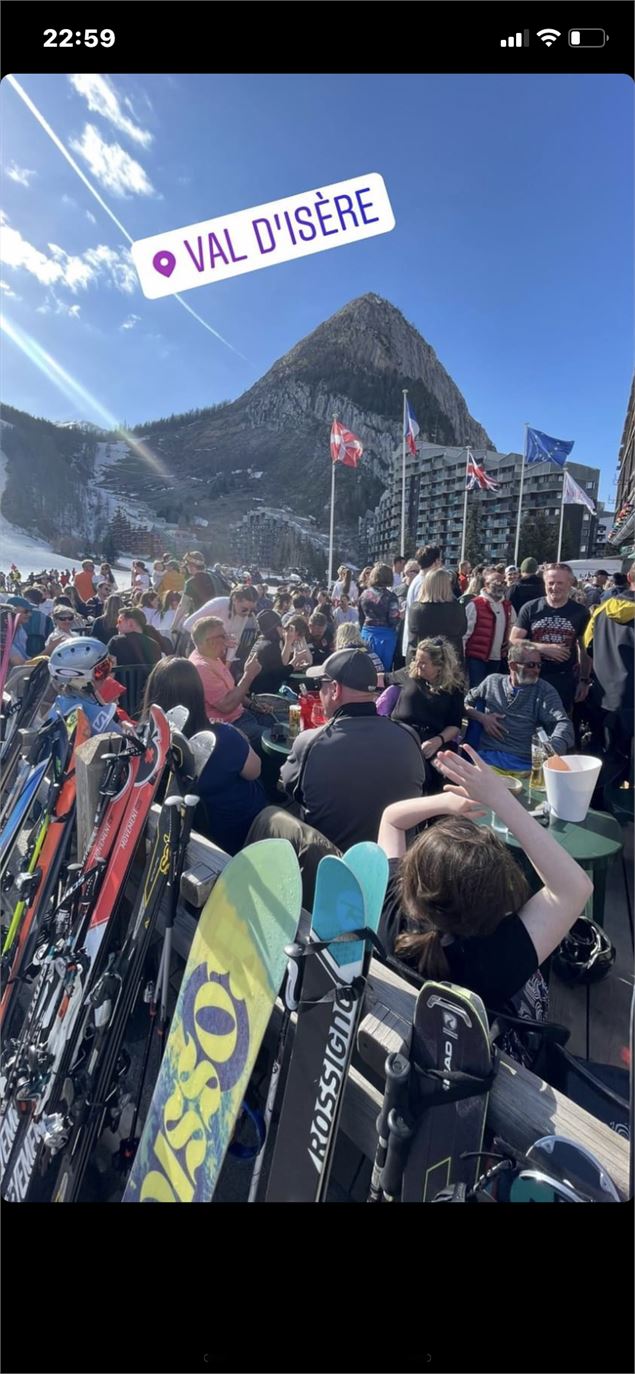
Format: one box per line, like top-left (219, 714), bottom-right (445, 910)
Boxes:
top-left (261, 727), bottom-right (292, 760)
top-left (478, 792), bottom-right (623, 928)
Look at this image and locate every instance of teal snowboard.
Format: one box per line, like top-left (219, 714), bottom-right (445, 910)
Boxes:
top-left (123, 839), bottom-right (302, 1202)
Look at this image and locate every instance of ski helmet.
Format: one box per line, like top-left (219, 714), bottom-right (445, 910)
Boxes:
top-left (552, 917), bottom-right (615, 986)
top-left (189, 731), bottom-right (217, 781)
top-left (48, 636), bottom-right (112, 690)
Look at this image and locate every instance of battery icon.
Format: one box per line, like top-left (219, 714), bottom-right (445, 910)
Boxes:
top-left (569, 28), bottom-right (607, 47)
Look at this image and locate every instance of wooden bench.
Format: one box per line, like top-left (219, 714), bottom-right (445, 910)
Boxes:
top-left (143, 808), bottom-right (630, 1201)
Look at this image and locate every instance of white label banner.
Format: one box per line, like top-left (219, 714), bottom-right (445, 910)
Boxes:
top-left (132, 173), bottom-right (395, 299)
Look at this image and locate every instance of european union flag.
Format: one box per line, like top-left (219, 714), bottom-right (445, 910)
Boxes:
top-left (525, 427), bottom-right (575, 467)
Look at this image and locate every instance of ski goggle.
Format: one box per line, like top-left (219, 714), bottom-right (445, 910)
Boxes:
top-left (93, 655), bottom-right (115, 683)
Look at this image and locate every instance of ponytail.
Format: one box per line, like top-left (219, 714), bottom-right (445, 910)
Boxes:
top-left (395, 928), bottom-right (450, 981)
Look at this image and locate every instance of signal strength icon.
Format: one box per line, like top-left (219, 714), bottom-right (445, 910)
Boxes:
top-left (501, 30), bottom-right (529, 47)
top-left (537, 28), bottom-right (561, 46)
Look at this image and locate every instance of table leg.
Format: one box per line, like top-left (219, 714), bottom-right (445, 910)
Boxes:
top-left (590, 858), bottom-right (608, 928)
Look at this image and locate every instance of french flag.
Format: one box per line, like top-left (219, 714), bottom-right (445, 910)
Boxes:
top-left (404, 400), bottom-right (419, 456)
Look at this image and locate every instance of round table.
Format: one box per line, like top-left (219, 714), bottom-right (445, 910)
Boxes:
top-left (477, 793), bottom-right (623, 928)
top-left (261, 727), bottom-right (292, 759)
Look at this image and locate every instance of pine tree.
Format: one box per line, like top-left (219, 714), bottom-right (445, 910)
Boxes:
top-left (518, 511), bottom-right (558, 564)
top-left (463, 498), bottom-right (484, 565)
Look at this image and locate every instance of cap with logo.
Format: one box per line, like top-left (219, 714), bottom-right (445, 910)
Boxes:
top-left (306, 648), bottom-right (378, 692)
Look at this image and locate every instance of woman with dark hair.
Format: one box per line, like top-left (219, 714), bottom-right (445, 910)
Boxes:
top-left (331, 565), bottom-right (359, 605)
top-left (90, 593), bottom-right (122, 645)
top-left (142, 657), bottom-right (267, 855)
top-left (156, 588), bottom-right (182, 640)
top-left (249, 609), bottom-right (305, 694)
top-left (358, 563), bottom-right (401, 671)
top-left (377, 746), bottom-right (593, 1065)
top-left (388, 637), bottom-right (464, 780)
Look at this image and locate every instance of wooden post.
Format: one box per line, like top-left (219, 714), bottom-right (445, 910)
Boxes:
top-left (75, 733), bottom-right (122, 859)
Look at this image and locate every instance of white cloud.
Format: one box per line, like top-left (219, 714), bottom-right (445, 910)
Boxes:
top-left (0, 214), bottom-right (138, 298)
top-left (35, 293), bottom-right (82, 318)
top-left (69, 76), bottom-right (153, 148)
top-left (120, 313), bottom-right (141, 331)
top-left (69, 124), bottom-right (155, 197)
top-left (84, 244), bottom-right (137, 294)
top-left (85, 210), bottom-right (97, 224)
top-left (6, 162), bottom-right (36, 187)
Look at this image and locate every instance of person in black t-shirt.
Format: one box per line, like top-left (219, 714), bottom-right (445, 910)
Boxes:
top-left (388, 636), bottom-right (464, 788)
top-left (171, 552), bottom-right (219, 636)
top-left (107, 606), bottom-right (161, 715)
top-left (510, 563), bottom-right (590, 712)
top-left (376, 744), bottom-right (592, 1066)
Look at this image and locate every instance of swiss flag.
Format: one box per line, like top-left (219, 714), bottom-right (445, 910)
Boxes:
top-left (330, 419), bottom-right (363, 469)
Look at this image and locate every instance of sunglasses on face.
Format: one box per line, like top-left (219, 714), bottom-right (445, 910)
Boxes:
top-left (55, 616), bottom-right (74, 623)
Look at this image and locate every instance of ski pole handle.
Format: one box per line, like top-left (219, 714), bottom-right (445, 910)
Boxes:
top-left (381, 1110), bottom-right (413, 1203)
top-left (368, 1052), bottom-right (410, 1204)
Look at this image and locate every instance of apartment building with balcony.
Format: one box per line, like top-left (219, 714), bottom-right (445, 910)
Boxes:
top-left (359, 443), bottom-right (599, 565)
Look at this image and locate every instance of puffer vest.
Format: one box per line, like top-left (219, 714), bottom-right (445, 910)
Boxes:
top-left (466, 595), bottom-right (512, 661)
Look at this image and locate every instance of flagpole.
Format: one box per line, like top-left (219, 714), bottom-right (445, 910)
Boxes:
top-left (401, 390), bottom-right (408, 556)
top-left (460, 445), bottom-right (471, 564)
top-left (513, 422), bottom-right (528, 565)
top-left (556, 466), bottom-right (567, 561)
top-left (328, 414), bottom-right (337, 586)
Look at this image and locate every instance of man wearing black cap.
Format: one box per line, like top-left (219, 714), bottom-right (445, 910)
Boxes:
top-left (278, 649), bottom-right (426, 852)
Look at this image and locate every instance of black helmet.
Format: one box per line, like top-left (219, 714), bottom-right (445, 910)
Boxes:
top-left (552, 917), bottom-right (615, 986)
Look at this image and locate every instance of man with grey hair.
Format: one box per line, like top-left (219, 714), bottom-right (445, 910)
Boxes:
top-left (463, 641), bottom-right (573, 774)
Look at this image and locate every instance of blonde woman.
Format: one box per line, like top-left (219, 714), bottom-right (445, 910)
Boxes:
top-left (407, 568), bottom-right (467, 663)
top-left (389, 637), bottom-right (465, 786)
top-left (335, 620), bottom-right (385, 679)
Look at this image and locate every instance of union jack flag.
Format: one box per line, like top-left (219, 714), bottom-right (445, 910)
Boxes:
top-left (466, 457), bottom-right (498, 491)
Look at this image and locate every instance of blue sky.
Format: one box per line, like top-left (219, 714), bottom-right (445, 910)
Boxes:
top-left (1, 72), bottom-right (632, 502)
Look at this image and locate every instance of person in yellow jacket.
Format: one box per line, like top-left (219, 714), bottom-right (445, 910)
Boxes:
top-left (583, 566), bottom-right (634, 795)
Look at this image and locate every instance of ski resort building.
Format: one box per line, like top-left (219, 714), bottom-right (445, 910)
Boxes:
top-left (359, 443), bottom-right (600, 564)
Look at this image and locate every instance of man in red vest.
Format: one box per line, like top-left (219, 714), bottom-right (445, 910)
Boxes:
top-left (463, 566), bottom-right (517, 688)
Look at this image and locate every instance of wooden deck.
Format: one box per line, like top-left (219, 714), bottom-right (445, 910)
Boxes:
top-left (549, 814), bottom-right (633, 1066)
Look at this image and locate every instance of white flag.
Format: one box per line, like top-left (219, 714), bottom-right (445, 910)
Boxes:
top-left (562, 468), bottom-right (595, 514)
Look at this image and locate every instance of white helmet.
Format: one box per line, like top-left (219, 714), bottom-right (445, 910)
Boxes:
top-left (48, 637), bottom-right (111, 690)
top-left (189, 731), bottom-right (217, 780)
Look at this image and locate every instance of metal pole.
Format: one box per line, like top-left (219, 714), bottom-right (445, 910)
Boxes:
top-left (556, 468), bottom-right (566, 561)
top-left (328, 422), bottom-right (337, 586)
top-left (514, 422), bottom-right (529, 565)
top-left (401, 390), bottom-right (408, 556)
top-left (460, 446), bottom-right (471, 564)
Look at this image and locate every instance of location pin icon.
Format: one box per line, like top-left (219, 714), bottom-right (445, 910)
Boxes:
top-left (153, 250), bottom-right (176, 278)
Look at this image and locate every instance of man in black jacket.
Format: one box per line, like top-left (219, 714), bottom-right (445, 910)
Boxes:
top-left (246, 649), bottom-right (426, 906)
top-left (509, 558), bottom-right (545, 614)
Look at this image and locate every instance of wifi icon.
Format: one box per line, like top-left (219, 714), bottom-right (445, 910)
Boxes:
top-left (537, 28), bottom-right (561, 46)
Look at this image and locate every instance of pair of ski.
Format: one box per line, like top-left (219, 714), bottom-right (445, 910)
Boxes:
top-left (122, 841), bottom-right (389, 1203)
top-left (0, 706), bottom-right (171, 1202)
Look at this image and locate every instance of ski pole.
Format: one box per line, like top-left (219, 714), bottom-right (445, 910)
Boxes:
top-left (367, 1051), bottom-right (411, 1203)
top-left (247, 940), bottom-right (304, 1202)
top-left (380, 1109), bottom-right (413, 1203)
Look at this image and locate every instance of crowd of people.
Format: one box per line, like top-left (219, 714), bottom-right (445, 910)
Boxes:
top-left (1, 542), bottom-right (632, 1069)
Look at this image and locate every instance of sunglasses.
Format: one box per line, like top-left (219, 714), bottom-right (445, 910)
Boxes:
top-left (55, 615), bottom-right (74, 622)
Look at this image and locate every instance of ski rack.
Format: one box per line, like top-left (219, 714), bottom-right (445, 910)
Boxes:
top-left (140, 814), bottom-right (632, 1202)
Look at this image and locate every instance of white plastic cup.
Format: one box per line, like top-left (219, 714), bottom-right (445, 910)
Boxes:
top-left (543, 755), bottom-right (602, 823)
